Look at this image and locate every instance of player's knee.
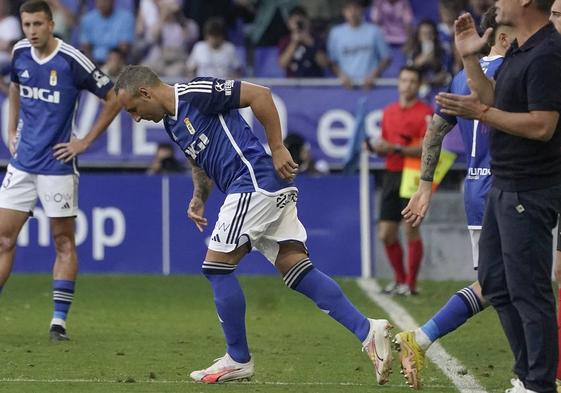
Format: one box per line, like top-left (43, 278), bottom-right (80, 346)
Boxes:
top-left (53, 233), bottom-right (75, 258)
top-left (282, 257), bottom-right (314, 289)
top-left (378, 231), bottom-right (397, 245)
top-left (0, 235), bottom-right (17, 254)
top-left (201, 261), bottom-right (237, 278)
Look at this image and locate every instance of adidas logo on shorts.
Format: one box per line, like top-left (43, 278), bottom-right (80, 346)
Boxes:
top-left (61, 202), bottom-right (71, 210)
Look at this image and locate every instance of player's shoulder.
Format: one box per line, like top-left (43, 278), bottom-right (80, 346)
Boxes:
top-left (57, 41), bottom-right (97, 73)
top-left (176, 78), bottom-right (216, 101)
top-left (12, 39), bottom-right (31, 56)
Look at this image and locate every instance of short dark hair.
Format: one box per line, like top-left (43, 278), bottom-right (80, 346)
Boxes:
top-left (343, 0), bottom-right (364, 8)
top-left (480, 6), bottom-right (500, 47)
top-left (399, 65), bottom-right (422, 81)
top-left (535, 0), bottom-right (554, 12)
top-left (114, 65), bottom-right (161, 97)
top-left (20, 0), bottom-right (53, 20)
top-left (204, 17), bottom-right (225, 38)
top-left (289, 5), bottom-right (308, 18)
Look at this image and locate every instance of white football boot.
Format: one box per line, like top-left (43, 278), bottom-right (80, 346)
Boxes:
top-left (190, 353), bottom-right (254, 383)
top-left (362, 318), bottom-right (393, 384)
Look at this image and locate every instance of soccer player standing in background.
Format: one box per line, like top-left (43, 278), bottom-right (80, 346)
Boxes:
top-left (436, 1), bottom-right (561, 391)
top-left (0, 0), bottom-right (120, 340)
top-left (114, 65), bottom-right (393, 384)
top-left (367, 66), bottom-right (432, 296)
top-left (397, 6), bottom-right (514, 389)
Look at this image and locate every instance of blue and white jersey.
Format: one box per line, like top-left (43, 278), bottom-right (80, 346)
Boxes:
top-left (437, 56), bottom-right (503, 228)
top-left (163, 78), bottom-right (296, 195)
top-left (10, 38), bottom-right (113, 175)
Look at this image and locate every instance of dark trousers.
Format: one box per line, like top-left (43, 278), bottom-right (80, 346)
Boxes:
top-left (478, 185), bottom-right (561, 393)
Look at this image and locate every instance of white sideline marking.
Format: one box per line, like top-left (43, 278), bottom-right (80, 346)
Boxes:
top-left (0, 378), bottom-right (456, 388)
top-left (357, 279), bottom-right (488, 393)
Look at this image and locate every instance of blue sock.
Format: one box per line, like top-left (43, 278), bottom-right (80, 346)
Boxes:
top-left (285, 258), bottom-right (370, 343)
top-left (52, 280), bottom-right (75, 323)
top-left (202, 261), bottom-right (250, 364)
top-left (420, 287), bottom-right (483, 342)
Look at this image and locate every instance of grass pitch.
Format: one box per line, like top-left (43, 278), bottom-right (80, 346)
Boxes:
top-left (0, 275), bottom-right (515, 392)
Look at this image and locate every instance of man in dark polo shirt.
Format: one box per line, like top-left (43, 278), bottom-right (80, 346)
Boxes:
top-left (435, 1), bottom-right (561, 392)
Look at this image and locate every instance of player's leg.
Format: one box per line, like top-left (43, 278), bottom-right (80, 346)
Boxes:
top-left (262, 191), bottom-right (392, 384)
top-left (37, 173), bottom-right (78, 341)
top-left (379, 172), bottom-right (407, 294)
top-left (393, 226), bottom-right (493, 389)
top-left (0, 165), bottom-right (38, 295)
top-left (399, 229), bottom-right (488, 348)
top-left (49, 217), bottom-right (77, 341)
top-left (190, 193), bottom-right (254, 383)
top-left (0, 209), bottom-right (30, 291)
top-left (274, 241), bottom-right (393, 385)
top-left (189, 245), bottom-right (254, 383)
top-left (403, 219), bottom-right (422, 294)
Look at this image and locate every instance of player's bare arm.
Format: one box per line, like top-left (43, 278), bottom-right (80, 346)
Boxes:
top-left (238, 81), bottom-right (298, 181)
top-left (7, 82), bottom-right (20, 156)
top-left (402, 114), bottom-right (454, 227)
top-left (436, 91), bottom-right (559, 141)
top-left (188, 159), bottom-right (213, 232)
top-left (53, 87), bottom-right (122, 162)
top-left (455, 13), bottom-right (495, 105)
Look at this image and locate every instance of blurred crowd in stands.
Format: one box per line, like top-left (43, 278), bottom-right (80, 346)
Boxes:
top-left (0, 0), bottom-right (493, 90)
top-left (0, 0), bottom-right (494, 175)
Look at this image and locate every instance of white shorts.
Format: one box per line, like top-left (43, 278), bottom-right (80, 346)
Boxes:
top-left (0, 164), bottom-right (78, 217)
top-left (209, 190), bottom-right (307, 263)
top-left (469, 228), bottom-right (481, 269)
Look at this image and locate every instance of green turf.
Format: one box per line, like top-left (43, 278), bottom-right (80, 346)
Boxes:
top-left (0, 275), bottom-right (513, 392)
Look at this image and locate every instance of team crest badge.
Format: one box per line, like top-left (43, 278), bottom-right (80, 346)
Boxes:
top-left (49, 70), bottom-right (57, 86)
top-left (184, 117), bottom-right (196, 135)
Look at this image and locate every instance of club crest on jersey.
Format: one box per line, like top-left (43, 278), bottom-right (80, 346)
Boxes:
top-left (184, 117), bottom-right (196, 135)
top-left (49, 70), bottom-right (57, 86)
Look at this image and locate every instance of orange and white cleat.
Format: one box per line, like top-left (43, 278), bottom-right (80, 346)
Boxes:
top-left (190, 353), bottom-right (254, 384)
top-left (362, 318), bottom-right (393, 384)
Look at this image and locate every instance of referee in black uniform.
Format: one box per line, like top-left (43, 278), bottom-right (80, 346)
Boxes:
top-left (432, 2), bottom-right (561, 392)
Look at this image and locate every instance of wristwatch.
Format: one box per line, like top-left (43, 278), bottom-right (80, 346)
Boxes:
top-left (393, 145), bottom-right (403, 155)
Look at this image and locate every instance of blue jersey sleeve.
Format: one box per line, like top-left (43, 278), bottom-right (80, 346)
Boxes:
top-left (10, 47), bottom-right (24, 83)
top-left (10, 57), bottom-right (19, 83)
top-left (70, 54), bottom-right (113, 98)
top-left (186, 77), bottom-right (241, 115)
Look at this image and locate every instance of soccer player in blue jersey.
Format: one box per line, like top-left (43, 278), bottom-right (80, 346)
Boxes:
top-left (395, 7), bottom-right (514, 389)
top-left (0, 0), bottom-right (120, 340)
top-left (114, 65), bottom-right (394, 384)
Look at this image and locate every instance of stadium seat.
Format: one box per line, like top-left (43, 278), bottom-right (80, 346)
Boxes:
top-left (253, 46), bottom-right (285, 78)
top-left (382, 45), bottom-right (407, 78)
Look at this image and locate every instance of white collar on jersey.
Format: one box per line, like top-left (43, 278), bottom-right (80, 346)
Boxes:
top-left (481, 55), bottom-right (503, 61)
top-left (169, 83), bottom-right (179, 121)
top-left (31, 38), bottom-right (62, 65)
